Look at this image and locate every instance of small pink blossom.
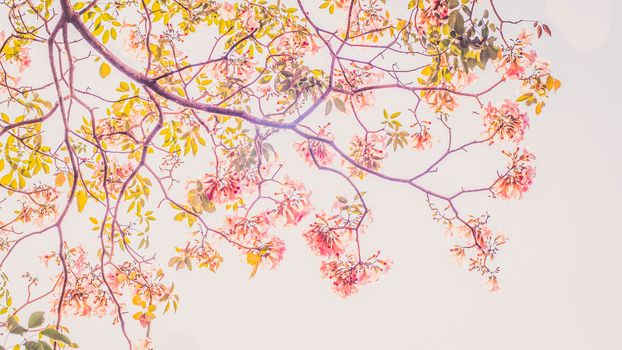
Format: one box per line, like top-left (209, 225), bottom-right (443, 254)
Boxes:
top-left (217, 2), bottom-right (236, 21)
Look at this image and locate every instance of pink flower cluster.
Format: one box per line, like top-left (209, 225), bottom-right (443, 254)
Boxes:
top-left (199, 171), bottom-right (242, 204)
top-left (303, 212), bottom-right (352, 258)
top-left (45, 245), bottom-right (117, 318)
top-left (347, 134), bottom-right (387, 178)
top-left (270, 177), bottom-right (312, 226)
top-left (481, 100), bottom-right (530, 143)
top-left (19, 186), bottom-right (59, 226)
top-left (496, 30), bottom-right (551, 80)
top-left (320, 252), bottom-right (392, 297)
top-left (416, 0), bottom-right (450, 29)
top-left (411, 123), bottom-right (433, 151)
top-left (494, 149), bottom-right (536, 199)
top-left (294, 130), bottom-right (335, 167)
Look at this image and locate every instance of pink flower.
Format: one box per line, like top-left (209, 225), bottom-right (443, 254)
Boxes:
top-left (320, 252), bottom-right (391, 297)
top-left (505, 61), bottom-right (525, 79)
top-left (411, 125), bottom-right (433, 151)
top-left (294, 132), bottom-right (335, 167)
top-left (217, 2), bottom-right (236, 21)
top-left (416, 0), bottom-right (449, 28)
top-left (210, 58), bottom-right (255, 82)
top-left (132, 338), bottom-right (153, 350)
top-left (347, 134), bottom-right (387, 178)
top-left (303, 212), bottom-right (350, 258)
top-left (494, 149), bottom-right (536, 199)
top-left (20, 186), bottom-right (59, 226)
top-left (456, 70), bottom-right (478, 89)
top-left (487, 275), bottom-right (501, 293)
top-left (423, 87), bottom-right (459, 113)
top-left (450, 245), bottom-right (466, 265)
top-left (18, 49), bottom-right (31, 73)
top-left (263, 237), bottom-right (286, 269)
top-left (240, 10), bottom-right (259, 32)
top-left (481, 100), bottom-right (529, 143)
top-left (517, 29), bottom-right (533, 46)
top-left (271, 177), bottom-right (312, 226)
top-left (320, 259), bottom-right (360, 297)
top-left (199, 172), bottom-right (242, 204)
top-left (350, 91), bottom-right (376, 111)
top-left (40, 253), bottom-right (56, 268)
top-left (225, 214), bottom-right (271, 244)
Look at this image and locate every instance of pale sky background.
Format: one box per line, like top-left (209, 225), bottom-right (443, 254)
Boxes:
top-left (2, 0), bottom-right (622, 349)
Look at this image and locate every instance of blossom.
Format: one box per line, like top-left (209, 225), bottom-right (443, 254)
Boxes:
top-left (217, 2), bottom-right (236, 21)
top-left (197, 171), bottom-right (242, 205)
top-left (494, 149), bottom-right (536, 199)
top-left (416, 0), bottom-right (450, 28)
top-left (333, 63), bottom-right (384, 112)
top-left (105, 268), bottom-right (124, 293)
top-left (517, 29), bottom-right (533, 46)
top-left (210, 58), bottom-right (255, 82)
top-left (350, 91), bottom-right (376, 111)
top-left (481, 100), bottom-right (530, 143)
top-left (19, 186), bottom-right (59, 226)
top-left (92, 159), bottom-right (135, 195)
top-left (347, 134), bottom-right (387, 179)
top-left (240, 9), bottom-right (259, 32)
top-left (456, 70), bottom-right (478, 89)
top-left (423, 86), bottom-right (458, 113)
top-left (303, 212), bottom-right (350, 258)
top-left (262, 237), bottom-right (286, 269)
top-left (411, 125), bottom-right (433, 151)
top-left (40, 253), bottom-right (56, 268)
top-left (273, 30), bottom-right (321, 61)
top-left (225, 214), bottom-right (271, 244)
top-left (271, 177), bottom-right (312, 226)
top-left (487, 275), bottom-right (501, 293)
top-left (48, 246), bottom-right (117, 319)
top-left (320, 258), bottom-right (359, 297)
top-left (450, 245), bottom-right (466, 265)
top-left (320, 252), bottom-right (391, 297)
top-left (132, 338), bottom-right (153, 350)
top-left (122, 25), bottom-right (149, 60)
top-left (495, 30), bottom-right (551, 80)
top-left (294, 131), bottom-right (335, 167)
top-left (17, 48), bottom-right (31, 72)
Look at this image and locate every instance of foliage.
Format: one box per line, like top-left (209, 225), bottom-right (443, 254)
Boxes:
top-left (0, 0), bottom-right (559, 348)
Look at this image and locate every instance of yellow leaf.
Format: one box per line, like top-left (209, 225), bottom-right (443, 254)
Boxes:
top-left (132, 294), bottom-right (143, 306)
top-left (76, 190), bottom-right (87, 212)
top-left (0, 173), bottom-right (12, 186)
top-left (246, 252), bottom-right (261, 278)
top-left (99, 62), bottom-right (111, 78)
top-left (249, 263), bottom-right (259, 279)
top-left (55, 172), bottom-right (66, 187)
top-left (246, 252), bottom-right (261, 265)
top-left (535, 102), bottom-right (544, 115)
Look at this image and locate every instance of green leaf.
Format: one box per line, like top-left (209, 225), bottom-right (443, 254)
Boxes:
top-left (28, 311), bottom-right (45, 328)
top-left (333, 98), bottom-right (346, 113)
top-left (25, 341), bottom-right (43, 350)
top-left (41, 329), bottom-right (71, 344)
top-left (7, 316), bottom-right (27, 336)
top-left (324, 99), bottom-right (333, 115)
